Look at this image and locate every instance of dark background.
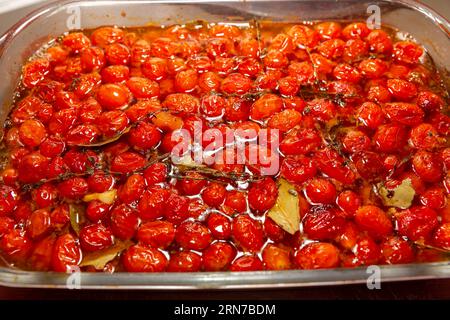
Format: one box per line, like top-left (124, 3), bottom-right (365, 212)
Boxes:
top-left (0, 0), bottom-right (449, 300)
top-left (1, 279), bottom-right (449, 300)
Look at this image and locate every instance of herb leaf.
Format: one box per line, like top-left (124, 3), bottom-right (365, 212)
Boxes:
top-left (377, 178), bottom-right (416, 209)
top-left (267, 178), bottom-right (300, 234)
top-left (80, 240), bottom-right (133, 269)
top-left (69, 204), bottom-right (86, 236)
top-left (82, 189), bottom-right (117, 205)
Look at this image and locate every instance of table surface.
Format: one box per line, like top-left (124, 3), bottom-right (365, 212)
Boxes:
top-left (1, 278), bottom-right (449, 300)
top-left (0, 0), bottom-right (449, 300)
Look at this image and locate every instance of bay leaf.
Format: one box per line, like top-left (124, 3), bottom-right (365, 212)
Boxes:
top-left (69, 204), bottom-right (85, 236)
top-left (80, 240), bottom-right (133, 269)
top-left (377, 178), bottom-right (415, 209)
top-left (267, 178), bottom-right (300, 235)
top-left (82, 189), bottom-right (117, 205)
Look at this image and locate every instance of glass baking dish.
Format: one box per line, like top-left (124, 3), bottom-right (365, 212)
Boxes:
top-left (0, 0), bottom-right (448, 289)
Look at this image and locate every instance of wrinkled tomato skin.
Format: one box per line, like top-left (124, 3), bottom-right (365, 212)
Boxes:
top-left (51, 234), bottom-right (82, 272)
top-left (206, 212), bottom-right (231, 240)
top-left (86, 200), bottom-right (110, 222)
top-left (248, 178), bottom-right (278, 213)
top-left (110, 204), bottom-right (139, 240)
top-left (294, 242), bottom-right (340, 269)
top-left (110, 152), bottom-right (146, 174)
top-left (232, 215), bottom-right (264, 253)
top-left (118, 174), bottom-right (145, 204)
top-left (0, 229), bottom-right (33, 262)
top-left (396, 206), bottom-right (439, 241)
top-left (58, 177), bottom-right (89, 200)
top-left (122, 244), bottom-right (168, 272)
top-left (3, 22), bottom-right (449, 274)
top-left (262, 244), bottom-right (292, 270)
top-left (230, 255), bottom-right (264, 271)
top-left (202, 183), bottom-right (226, 207)
top-left (303, 207), bottom-right (346, 241)
top-left (167, 251), bottom-right (202, 272)
top-left (381, 237), bottom-right (415, 265)
top-left (137, 187), bottom-right (170, 220)
top-left (353, 237), bottom-right (381, 266)
top-left (27, 208), bottom-right (52, 240)
top-left (355, 205), bottom-right (393, 239)
top-left (175, 221), bottom-right (212, 251)
top-left (165, 193), bottom-right (190, 225)
top-left (203, 241), bottom-right (237, 271)
top-left (412, 150), bottom-right (443, 183)
top-left (79, 224), bottom-right (113, 252)
top-left (17, 152), bottom-right (49, 184)
top-left (432, 223), bottom-right (450, 251)
top-left (30, 235), bottom-right (56, 271)
top-left (137, 220), bottom-right (175, 249)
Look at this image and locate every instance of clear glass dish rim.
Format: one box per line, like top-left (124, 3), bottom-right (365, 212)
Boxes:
top-left (0, 0), bottom-right (449, 289)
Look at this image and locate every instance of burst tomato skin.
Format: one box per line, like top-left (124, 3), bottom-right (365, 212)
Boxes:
top-left (279, 128), bottom-right (322, 156)
top-left (119, 174), bottom-right (145, 204)
top-left (179, 172), bottom-right (207, 196)
top-left (0, 185), bottom-right (19, 217)
top-left (393, 41), bottom-right (423, 64)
